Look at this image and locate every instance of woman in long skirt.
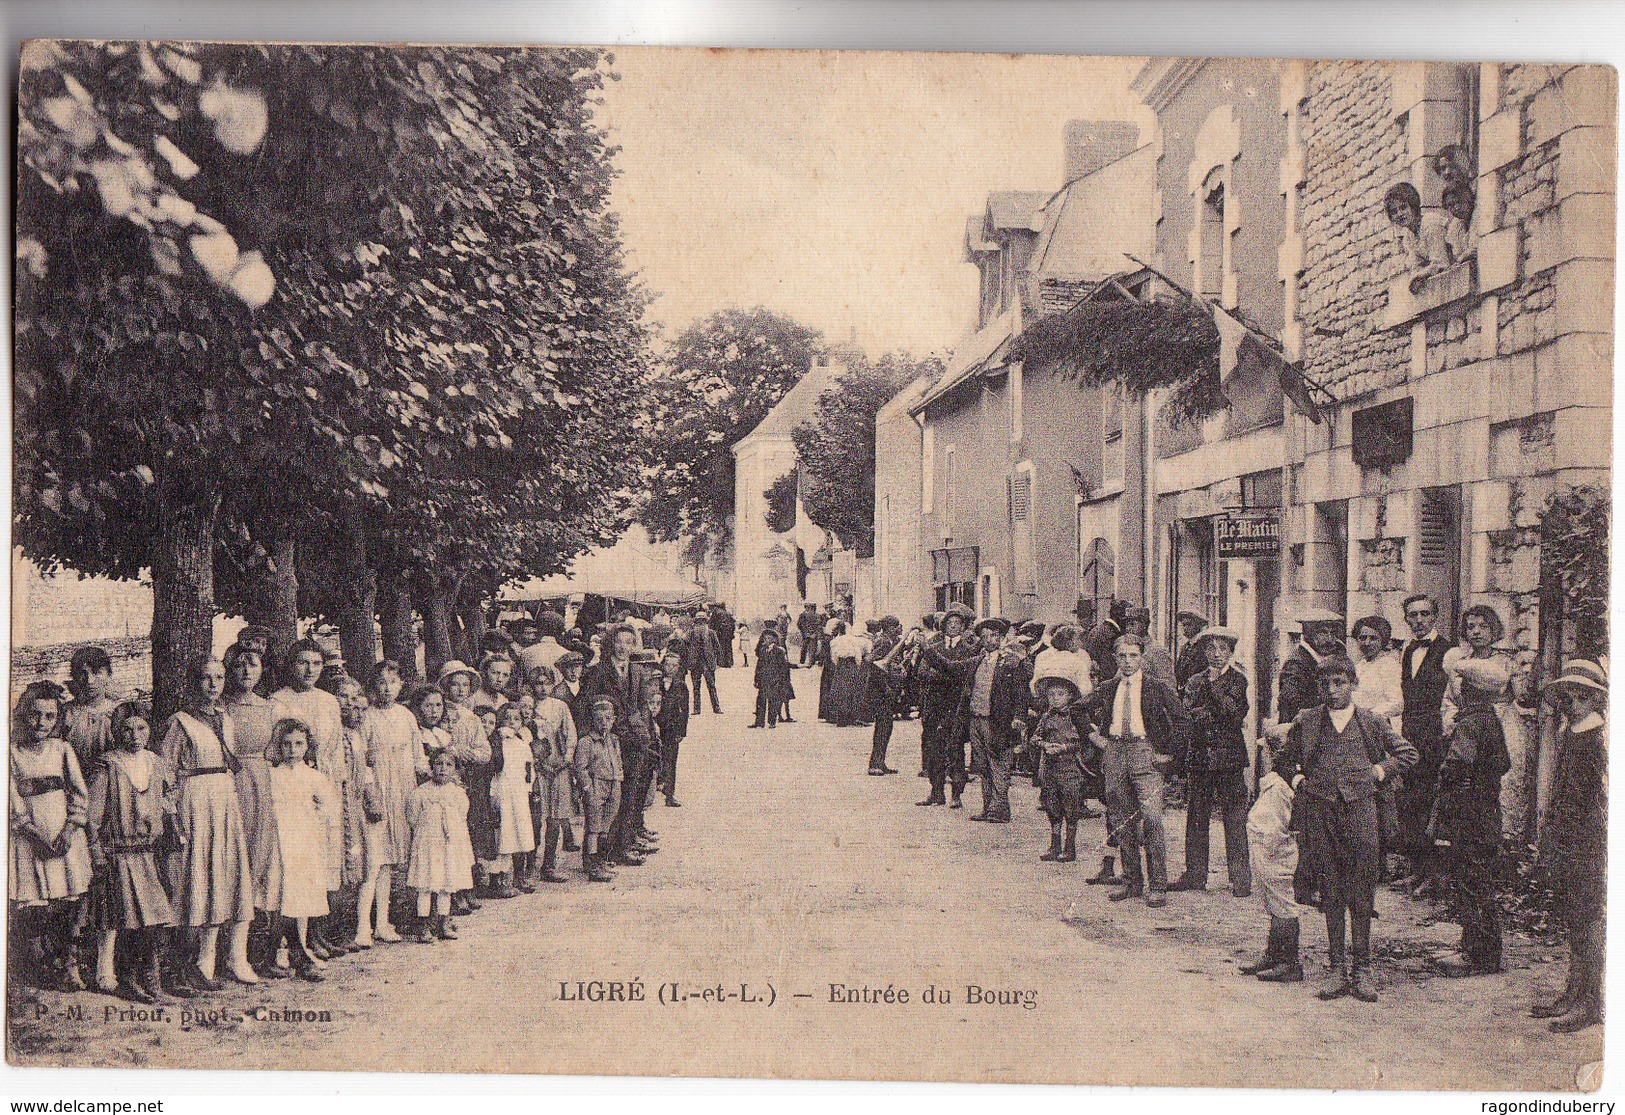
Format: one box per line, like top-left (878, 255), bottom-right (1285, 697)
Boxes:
top-left (158, 656), bottom-right (258, 989)
top-left (222, 641), bottom-right (285, 976)
top-left (825, 623), bottom-right (872, 727)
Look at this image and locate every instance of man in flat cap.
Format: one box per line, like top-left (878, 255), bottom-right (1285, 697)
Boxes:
top-left (1272, 655), bottom-right (1418, 1003)
top-left (1170, 626), bottom-right (1251, 896)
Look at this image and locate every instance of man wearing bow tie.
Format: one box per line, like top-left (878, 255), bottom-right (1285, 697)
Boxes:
top-left (1397, 593), bottom-right (1454, 890)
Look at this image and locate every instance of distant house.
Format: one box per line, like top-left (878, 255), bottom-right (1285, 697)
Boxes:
top-left (729, 350), bottom-right (855, 625)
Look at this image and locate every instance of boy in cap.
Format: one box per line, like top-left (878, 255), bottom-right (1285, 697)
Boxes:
top-left (1533, 660), bottom-right (1607, 1032)
top-left (1171, 627), bottom-right (1251, 896)
top-left (1272, 656), bottom-right (1418, 1003)
top-left (571, 696), bottom-right (624, 883)
top-left (1429, 658), bottom-right (1511, 978)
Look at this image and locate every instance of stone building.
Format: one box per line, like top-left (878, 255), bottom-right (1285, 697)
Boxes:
top-left (1278, 61), bottom-right (1614, 832)
top-left (901, 121), bottom-right (1152, 625)
top-left (1131, 57), bottom-right (1291, 738)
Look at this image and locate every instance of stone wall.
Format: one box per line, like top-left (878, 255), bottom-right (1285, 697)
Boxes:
top-left (11, 636), bottom-right (153, 700)
top-left (1297, 61), bottom-right (1413, 402)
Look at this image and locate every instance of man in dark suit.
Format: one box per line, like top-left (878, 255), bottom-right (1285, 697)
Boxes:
top-left (1084, 634), bottom-right (1190, 907)
top-left (1083, 599), bottom-right (1131, 686)
top-left (1275, 610), bottom-right (1347, 725)
top-left (1273, 656), bottom-right (1418, 1003)
top-left (933, 617), bottom-right (1033, 824)
top-left (1170, 626), bottom-right (1251, 896)
top-left (796, 603), bottom-right (822, 667)
top-left (685, 614), bottom-right (723, 715)
top-left (582, 626), bottom-right (653, 867)
top-left (655, 649), bottom-right (691, 807)
top-left (711, 604), bottom-right (737, 669)
top-left (1396, 592), bottom-right (1453, 889)
top-left (914, 603), bottom-right (979, 808)
top-left (582, 626), bottom-right (644, 722)
top-left (1173, 611), bottom-right (1209, 691)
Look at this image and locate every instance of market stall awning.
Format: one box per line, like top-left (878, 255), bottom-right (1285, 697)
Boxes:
top-left (499, 546), bottom-right (707, 609)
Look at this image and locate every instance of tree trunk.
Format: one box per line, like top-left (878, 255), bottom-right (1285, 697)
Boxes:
top-left (244, 532), bottom-right (299, 671)
top-left (334, 511), bottom-right (379, 678)
top-left (150, 495), bottom-right (217, 724)
top-left (377, 565), bottom-right (420, 683)
top-left (414, 569), bottom-right (457, 679)
top-left (456, 587), bottom-right (489, 664)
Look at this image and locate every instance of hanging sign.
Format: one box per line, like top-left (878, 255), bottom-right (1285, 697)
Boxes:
top-left (1215, 513), bottom-right (1280, 560)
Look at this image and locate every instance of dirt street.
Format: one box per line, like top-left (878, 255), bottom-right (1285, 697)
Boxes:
top-left (8, 668), bottom-right (1603, 1089)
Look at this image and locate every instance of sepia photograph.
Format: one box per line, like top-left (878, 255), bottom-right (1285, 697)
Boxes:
top-left (5, 14), bottom-right (1618, 1097)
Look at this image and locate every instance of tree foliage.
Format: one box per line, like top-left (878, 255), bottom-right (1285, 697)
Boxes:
top-left (16, 41), bottom-right (649, 709)
top-left (763, 470), bottom-right (799, 535)
top-left (791, 353), bottom-right (939, 558)
top-left (1541, 484), bottom-right (1610, 659)
top-left (1013, 295), bottom-right (1225, 428)
top-left (639, 307), bottom-right (823, 557)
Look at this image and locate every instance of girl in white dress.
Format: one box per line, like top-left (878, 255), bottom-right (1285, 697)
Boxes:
top-left (488, 703), bottom-right (537, 895)
top-left (253, 718), bottom-right (336, 982)
top-left (10, 681), bottom-right (94, 990)
top-left (406, 750), bottom-right (474, 943)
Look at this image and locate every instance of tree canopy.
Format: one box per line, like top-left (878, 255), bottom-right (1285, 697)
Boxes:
top-left (792, 352), bottom-right (940, 558)
top-left (639, 307), bottom-right (823, 559)
top-left (16, 42), bottom-right (649, 710)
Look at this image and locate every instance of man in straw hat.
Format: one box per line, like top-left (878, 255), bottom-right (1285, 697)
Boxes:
top-left (1169, 626), bottom-right (1251, 897)
top-left (1429, 657), bottom-right (1512, 979)
top-left (1272, 655), bottom-right (1418, 1003)
top-left (1533, 658), bottom-right (1607, 1033)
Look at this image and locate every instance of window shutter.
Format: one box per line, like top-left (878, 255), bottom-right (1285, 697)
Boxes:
top-left (1418, 493), bottom-right (1452, 566)
top-left (1012, 472), bottom-right (1032, 522)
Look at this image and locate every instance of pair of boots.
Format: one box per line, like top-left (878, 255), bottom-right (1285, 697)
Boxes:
top-left (584, 841), bottom-right (615, 883)
top-left (1240, 917), bottom-right (1303, 982)
top-left (248, 914), bottom-right (321, 982)
top-left (1317, 914), bottom-right (1376, 1002)
top-left (1039, 823), bottom-right (1078, 863)
top-left (408, 914), bottom-right (458, 943)
top-left (486, 871), bottom-right (520, 899)
top-left (106, 930), bottom-right (171, 1004)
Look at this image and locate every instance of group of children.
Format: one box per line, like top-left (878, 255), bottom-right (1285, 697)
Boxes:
top-left (10, 623), bottom-right (688, 1004)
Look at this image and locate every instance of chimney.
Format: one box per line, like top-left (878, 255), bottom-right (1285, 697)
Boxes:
top-left (1062, 120), bottom-right (1141, 186)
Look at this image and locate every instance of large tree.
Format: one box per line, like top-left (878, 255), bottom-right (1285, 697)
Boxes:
top-left (639, 307), bottom-right (822, 562)
top-left (16, 42), bottom-right (648, 712)
top-left (792, 352), bottom-right (941, 558)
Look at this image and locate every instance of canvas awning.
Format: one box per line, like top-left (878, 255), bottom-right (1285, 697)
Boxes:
top-left (499, 547), bottom-right (707, 609)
